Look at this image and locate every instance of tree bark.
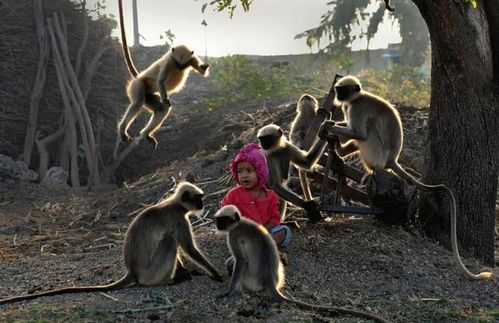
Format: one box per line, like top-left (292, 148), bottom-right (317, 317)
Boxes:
top-left (414, 1), bottom-right (498, 265)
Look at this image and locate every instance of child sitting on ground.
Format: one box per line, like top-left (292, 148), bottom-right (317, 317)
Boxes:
top-left (221, 143), bottom-right (291, 264)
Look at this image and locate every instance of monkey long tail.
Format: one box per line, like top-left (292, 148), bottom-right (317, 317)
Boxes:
top-left (388, 162), bottom-right (493, 280)
top-left (271, 288), bottom-right (389, 323)
top-left (118, 0), bottom-right (139, 78)
top-left (0, 273), bottom-right (134, 305)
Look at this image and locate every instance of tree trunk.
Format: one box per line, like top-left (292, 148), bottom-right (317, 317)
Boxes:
top-left (50, 14), bottom-right (101, 187)
top-left (414, 1), bottom-right (498, 265)
top-left (35, 128), bottom-right (66, 183)
top-left (74, 11), bottom-right (89, 78)
top-left (132, 0), bottom-right (140, 46)
top-left (50, 23), bottom-right (80, 188)
top-left (23, 0), bottom-right (50, 167)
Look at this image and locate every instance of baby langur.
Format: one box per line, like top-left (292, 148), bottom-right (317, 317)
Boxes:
top-left (215, 205), bottom-right (389, 323)
top-left (0, 182), bottom-right (222, 305)
top-left (320, 75), bottom-right (492, 281)
top-left (290, 94), bottom-right (319, 200)
top-left (257, 124), bottom-right (327, 222)
top-left (118, 0), bottom-right (209, 148)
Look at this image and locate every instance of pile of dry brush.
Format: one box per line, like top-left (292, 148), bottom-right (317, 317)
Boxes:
top-left (0, 0), bottom-right (173, 188)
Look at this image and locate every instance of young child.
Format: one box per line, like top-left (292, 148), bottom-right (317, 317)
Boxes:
top-left (221, 143), bottom-right (292, 255)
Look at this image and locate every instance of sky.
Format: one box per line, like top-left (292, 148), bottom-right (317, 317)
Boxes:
top-left (89, 0), bottom-right (401, 57)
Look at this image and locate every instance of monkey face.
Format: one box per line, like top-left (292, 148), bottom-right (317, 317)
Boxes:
top-left (299, 94), bottom-right (315, 103)
top-left (181, 191), bottom-right (204, 210)
top-left (258, 134), bottom-right (278, 150)
top-left (191, 193), bottom-right (204, 210)
top-left (214, 208), bottom-right (241, 231)
top-left (257, 125), bottom-right (283, 151)
top-left (171, 45), bottom-right (195, 67)
top-left (175, 58), bottom-right (194, 70)
top-left (215, 216), bottom-right (232, 231)
top-left (335, 85), bottom-right (361, 102)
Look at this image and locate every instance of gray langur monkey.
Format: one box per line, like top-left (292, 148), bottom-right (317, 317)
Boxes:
top-left (118, 0), bottom-right (209, 148)
top-left (290, 94), bottom-right (319, 201)
top-left (320, 75), bottom-right (492, 281)
top-left (257, 124), bottom-right (327, 223)
top-left (214, 205), bottom-right (389, 323)
top-left (0, 182), bottom-right (222, 305)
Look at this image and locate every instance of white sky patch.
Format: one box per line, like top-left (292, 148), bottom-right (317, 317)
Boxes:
top-left (89, 0), bottom-right (401, 56)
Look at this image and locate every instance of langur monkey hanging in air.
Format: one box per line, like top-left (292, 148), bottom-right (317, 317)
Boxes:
top-left (214, 205), bottom-right (389, 323)
top-left (117, 0), bottom-right (209, 148)
top-left (257, 123), bottom-right (327, 223)
top-left (320, 75), bottom-right (492, 281)
top-left (0, 182), bottom-right (222, 305)
top-left (290, 94), bottom-right (319, 200)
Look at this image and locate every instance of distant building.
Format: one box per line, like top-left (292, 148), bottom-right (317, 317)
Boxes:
top-left (382, 43), bottom-right (401, 66)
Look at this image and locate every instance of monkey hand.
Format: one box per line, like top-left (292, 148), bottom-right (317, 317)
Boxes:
top-left (162, 98), bottom-right (172, 108)
top-left (211, 272), bottom-right (224, 282)
top-left (302, 200), bottom-right (323, 223)
top-left (121, 131), bottom-right (132, 142)
top-left (318, 120), bottom-right (335, 140)
top-left (200, 64), bottom-right (210, 75)
top-left (216, 289), bottom-right (237, 300)
top-left (316, 107), bottom-right (331, 119)
top-left (188, 269), bottom-right (202, 276)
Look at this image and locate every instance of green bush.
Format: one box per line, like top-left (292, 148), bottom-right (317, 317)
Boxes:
top-left (357, 64), bottom-right (430, 107)
top-left (198, 55), bottom-right (319, 109)
top-left (197, 55), bottom-right (430, 110)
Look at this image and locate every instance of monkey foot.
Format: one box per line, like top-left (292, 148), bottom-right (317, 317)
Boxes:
top-left (169, 271), bottom-right (193, 285)
top-left (121, 133), bottom-right (132, 142)
top-left (189, 269), bottom-right (202, 276)
top-left (307, 214), bottom-right (324, 224)
top-left (226, 259), bottom-right (234, 275)
top-left (302, 201), bottom-right (324, 223)
top-left (211, 273), bottom-right (224, 282)
top-left (279, 252), bottom-right (289, 266)
top-left (146, 135), bottom-right (159, 149)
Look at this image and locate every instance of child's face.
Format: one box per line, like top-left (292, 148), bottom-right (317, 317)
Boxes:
top-left (236, 161), bottom-right (259, 190)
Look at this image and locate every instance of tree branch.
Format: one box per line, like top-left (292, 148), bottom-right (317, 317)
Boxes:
top-left (23, 0), bottom-right (50, 166)
top-left (74, 11), bottom-right (88, 78)
top-left (35, 127), bottom-right (66, 183)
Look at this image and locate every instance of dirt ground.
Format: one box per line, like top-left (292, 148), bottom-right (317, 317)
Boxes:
top-left (0, 101), bottom-right (498, 323)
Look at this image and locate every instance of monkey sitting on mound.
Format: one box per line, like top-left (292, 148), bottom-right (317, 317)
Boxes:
top-left (118, 0), bottom-right (209, 148)
top-left (214, 205), bottom-right (389, 323)
top-left (0, 182), bottom-right (222, 305)
top-left (319, 75), bottom-right (492, 281)
top-left (289, 94), bottom-right (319, 201)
